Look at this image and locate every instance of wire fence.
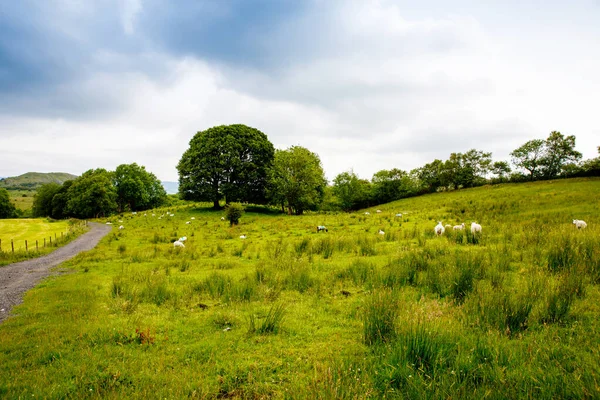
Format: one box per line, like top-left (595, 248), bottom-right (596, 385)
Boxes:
top-left (0, 220), bottom-right (88, 264)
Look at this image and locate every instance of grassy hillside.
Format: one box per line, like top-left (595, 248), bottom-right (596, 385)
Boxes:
top-left (0, 172), bottom-right (77, 190)
top-left (0, 178), bottom-right (598, 398)
top-left (7, 190), bottom-right (35, 211)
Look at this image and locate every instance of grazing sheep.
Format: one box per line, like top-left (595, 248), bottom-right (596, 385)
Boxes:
top-left (471, 222), bottom-right (482, 234)
top-left (179, 236), bottom-right (187, 242)
top-left (364, 212), bottom-right (371, 215)
top-left (453, 223), bottom-right (465, 231)
top-left (378, 230), bottom-right (385, 235)
top-left (434, 221), bottom-right (445, 236)
top-left (106, 222), bottom-right (112, 225)
top-left (191, 217), bottom-right (195, 220)
top-left (221, 217), bottom-right (225, 221)
top-left (573, 219), bottom-right (587, 229)
top-left (152, 214), bottom-right (155, 217)
top-left (119, 225), bottom-right (124, 230)
top-left (186, 221), bottom-right (191, 224)
top-left (395, 213), bottom-right (402, 218)
top-left (240, 235), bottom-right (247, 239)
top-left (317, 225), bottom-right (328, 232)
top-left (132, 212), bottom-right (137, 215)
top-left (173, 240), bottom-right (185, 248)
top-left (376, 210), bottom-right (382, 214)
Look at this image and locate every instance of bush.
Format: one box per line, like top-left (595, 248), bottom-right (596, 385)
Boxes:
top-left (225, 202), bottom-right (244, 226)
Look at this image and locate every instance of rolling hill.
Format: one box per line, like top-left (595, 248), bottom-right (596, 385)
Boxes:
top-left (0, 172), bottom-right (78, 190)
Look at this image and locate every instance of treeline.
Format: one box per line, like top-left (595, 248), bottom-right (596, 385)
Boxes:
top-left (178, 126), bottom-right (599, 213)
top-left (331, 132), bottom-right (599, 211)
top-left (31, 164), bottom-right (167, 219)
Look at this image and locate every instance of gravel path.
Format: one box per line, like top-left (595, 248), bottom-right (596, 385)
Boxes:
top-left (0, 222), bottom-right (112, 323)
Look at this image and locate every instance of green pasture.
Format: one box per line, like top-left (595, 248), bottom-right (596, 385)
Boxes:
top-left (0, 178), bottom-right (599, 398)
top-left (7, 189), bottom-right (35, 211)
top-left (0, 219), bottom-right (86, 265)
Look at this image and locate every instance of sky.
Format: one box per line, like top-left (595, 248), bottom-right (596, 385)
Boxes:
top-left (1, 0), bottom-right (599, 182)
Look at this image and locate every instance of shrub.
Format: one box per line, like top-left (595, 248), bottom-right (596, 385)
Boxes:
top-left (225, 202), bottom-right (244, 226)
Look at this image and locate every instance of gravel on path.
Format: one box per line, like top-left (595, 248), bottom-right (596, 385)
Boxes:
top-left (0, 222), bottom-right (112, 323)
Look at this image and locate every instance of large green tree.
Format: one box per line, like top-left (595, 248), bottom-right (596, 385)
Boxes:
top-left (0, 188), bottom-right (17, 219)
top-left (66, 169), bottom-right (118, 218)
top-left (51, 180), bottom-right (74, 219)
top-left (32, 183), bottom-right (62, 217)
top-left (177, 125), bottom-right (275, 209)
top-left (510, 139), bottom-right (546, 181)
top-left (268, 146), bottom-right (327, 215)
top-left (332, 170), bottom-right (371, 211)
top-left (541, 131), bottom-right (582, 178)
top-left (114, 163), bottom-right (167, 212)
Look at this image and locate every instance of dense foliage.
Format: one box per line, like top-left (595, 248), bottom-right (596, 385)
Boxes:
top-left (0, 188), bottom-right (17, 218)
top-left (268, 146), bottom-right (327, 215)
top-left (177, 124), bottom-right (275, 209)
top-left (31, 165), bottom-right (166, 219)
top-left (114, 163), bottom-right (167, 212)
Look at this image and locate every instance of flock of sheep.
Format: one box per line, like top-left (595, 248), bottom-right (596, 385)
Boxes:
top-left (108, 210), bottom-right (588, 250)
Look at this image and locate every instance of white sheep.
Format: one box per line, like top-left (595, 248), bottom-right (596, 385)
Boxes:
top-left (376, 210), bottom-right (382, 214)
top-left (132, 212), bottom-right (137, 215)
top-left (395, 213), bottom-right (402, 218)
top-left (191, 217), bottom-right (195, 220)
top-left (240, 235), bottom-right (247, 239)
top-left (378, 230), bottom-right (385, 235)
top-left (573, 219), bottom-right (587, 229)
top-left (317, 225), bottom-right (328, 232)
top-left (119, 225), bottom-right (124, 230)
top-left (364, 212), bottom-right (371, 215)
top-left (471, 222), bottom-right (482, 234)
top-left (179, 236), bottom-right (187, 242)
top-left (453, 223), bottom-right (465, 231)
top-left (186, 221), bottom-right (191, 224)
top-left (173, 240), bottom-right (185, 248)
top-left (221, 217), bottom-right (225, 221)
top-left (106, 222), bottom-right (112, 225)
top-left (434, 221), bottom-right (445, 236)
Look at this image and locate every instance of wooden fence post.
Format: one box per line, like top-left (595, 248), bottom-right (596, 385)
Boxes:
top-left (25, 240), bottom-right (28, 252)
top-left (0, 238), bottom-right (2, 252)
top-left (49, 236), bottom-right (52, 245)
top-left (44, 238), bottom-right (46, 248)
top-left (11, 239), bottom-right (14, 253)
top-left (36, 240), bottom-right (38, 251)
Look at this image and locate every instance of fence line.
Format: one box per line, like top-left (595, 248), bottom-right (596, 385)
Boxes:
top-left (0, 220), bottom-right (88, 255)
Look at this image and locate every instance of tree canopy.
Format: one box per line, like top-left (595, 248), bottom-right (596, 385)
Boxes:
top-left (177, 125), bottom-right (275, 209)
top-left (268, 146), bottom-right (327, 215)
top-left (114, 163), bottom-right (167, 212)
top-left (32, 182), bottom-right (62, 217)
top-left (66, 169), bottom-right (118, 219)
top-left (332, 170), bottom-right (371, 211)
top-left (0, 188), bottom-right (17, 219)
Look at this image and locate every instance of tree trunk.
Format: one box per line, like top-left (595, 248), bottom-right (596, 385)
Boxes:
top-left (213, 200), bottom-right (220, 209)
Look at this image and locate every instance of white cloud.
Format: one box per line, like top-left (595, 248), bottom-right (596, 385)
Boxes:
top-left (1, 0), bottom-right (599, 183)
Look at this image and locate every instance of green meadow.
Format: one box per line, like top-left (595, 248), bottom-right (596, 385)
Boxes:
top-left (7, 190), bottom-right (35, 211)
top-left (0, 178), bottom-right (599, 398)
top-left (0, 219), bottom-right (87, 265)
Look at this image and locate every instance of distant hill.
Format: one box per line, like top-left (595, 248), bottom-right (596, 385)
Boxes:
top-left (0, 172), bottom-right (78, 190)
top-left (161, 181), bottom-right (179, 195)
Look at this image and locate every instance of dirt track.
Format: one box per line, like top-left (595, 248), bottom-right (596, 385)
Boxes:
top-left (0, 222), bottom-right (111, 323)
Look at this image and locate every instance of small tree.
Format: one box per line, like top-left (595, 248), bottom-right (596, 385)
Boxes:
top-left (0, 188), bottom-right (17, 219)
top-left (225, 202), bottom-right (244, 226)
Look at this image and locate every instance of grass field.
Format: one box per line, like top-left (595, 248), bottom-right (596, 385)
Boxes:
top-left (0, 178), bottom-right (598, 398)
top-left (7, 189), bottom-right (35, 211)
top-left (0, 219), bottom-right (86, 265)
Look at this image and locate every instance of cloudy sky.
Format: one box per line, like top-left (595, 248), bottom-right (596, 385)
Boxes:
top-left (1, 0), bottom-right (599, 182)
